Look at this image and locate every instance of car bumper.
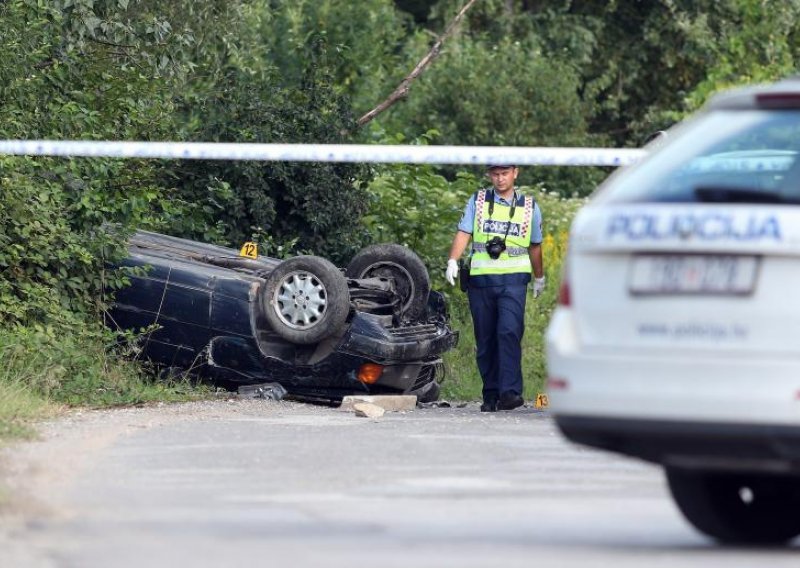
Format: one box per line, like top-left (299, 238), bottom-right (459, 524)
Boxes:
top-left (546, 309), bottom-right (800, 425)
top-left (204, 322), bottom-right (454, 399)
top-left (338, 312), bottom-right (459, 363)
top-left (556, 415), bottom-right (800, 473)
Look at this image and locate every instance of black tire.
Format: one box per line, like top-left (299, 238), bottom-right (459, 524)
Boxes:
top-left (260, 255), bottom-right (350, 345)
top-left (666, 467), bottom-right (800, 545)
top-left (345, 244), bottom-right (430, 321)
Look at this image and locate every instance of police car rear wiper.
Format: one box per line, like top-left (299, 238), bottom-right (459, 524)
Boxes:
top-left (693, 186), bottom-right (793, 203)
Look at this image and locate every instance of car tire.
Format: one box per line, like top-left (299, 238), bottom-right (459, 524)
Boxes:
top-left (345, 244), bottom-right (430, 321)
top-left (260, 255), bottom-right (350, 345)
top-left (666, 467), bottom-right (800, 545)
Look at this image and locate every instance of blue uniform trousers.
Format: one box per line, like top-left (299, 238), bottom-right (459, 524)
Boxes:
top-left (467, 282), bottom-right (527, 401)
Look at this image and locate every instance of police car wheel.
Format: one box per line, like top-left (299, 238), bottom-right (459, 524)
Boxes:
top-left (666, 467), bottom-right (800, 545)
top-left (345, 244), bottom-right (430, 321)
top-left (260, 255), bottom-right (350, 345)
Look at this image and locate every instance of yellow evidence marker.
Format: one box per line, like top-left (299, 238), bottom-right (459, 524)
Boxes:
top-left (239, 242), bottom-right (258, 259)
top-left (535, 393), bottom-right (549, 409)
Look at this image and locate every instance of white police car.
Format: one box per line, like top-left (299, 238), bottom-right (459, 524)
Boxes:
top-left (546, 77), bottom-right (800, 545)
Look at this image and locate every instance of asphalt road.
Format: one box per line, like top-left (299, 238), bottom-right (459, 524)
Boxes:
top-left (1, 399), bottom-right (798, 567)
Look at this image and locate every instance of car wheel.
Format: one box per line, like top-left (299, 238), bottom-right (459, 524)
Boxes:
top-left (666, 467), bottom-right (800, 545)
top-left (260, 255), bottom-right (350, 345)
top-left (345, 244), bottom-right (430, 321)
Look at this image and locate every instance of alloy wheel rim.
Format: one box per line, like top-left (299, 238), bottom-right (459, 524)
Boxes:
top-left (273, 271), bottom-right (328, 329)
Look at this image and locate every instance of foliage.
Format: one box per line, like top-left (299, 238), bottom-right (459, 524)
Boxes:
top-left (164, 59), bottom-right (373, 263)
top-left (0, 157), bottom-right (127, 326)
top-left (676, 0), bottom-right (800, 116)
top-left (523, 0), bottom-right (800, 142)
top-left (362, 132), bottom-right (476, 279)
top-left (391, 37), bottom-right (589, 146)
top-left (421, 0), bottom-right (798, 146)
top-left (0, 0), bottom-right (188, 328)
top-left (257, 0), bottom-right (413, 114)
top-left (368, 21), bottom-right (608, 195)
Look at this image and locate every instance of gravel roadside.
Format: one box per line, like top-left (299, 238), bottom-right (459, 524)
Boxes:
top-left (0, 398), bottom-right (334, 566)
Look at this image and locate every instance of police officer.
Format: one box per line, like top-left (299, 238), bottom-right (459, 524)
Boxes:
top-left (445, 164), bottom-right (545, 412)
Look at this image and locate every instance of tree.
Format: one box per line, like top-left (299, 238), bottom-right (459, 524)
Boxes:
top-left (676, 0), bottom-right (800, 115)
top-left (521, 1), bottom-right (800, 142)
top-left (163, 29), bottom-right (374, 262)
top-left (0, 0), bottom-right (185, 325)
top-left (255, 0), bottom-right (413, 115)
top-left (358, 0), bottom-right (479, 127)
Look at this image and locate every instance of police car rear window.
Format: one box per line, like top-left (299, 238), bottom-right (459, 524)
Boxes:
top-left (600, 110), bottom-right (800, 204)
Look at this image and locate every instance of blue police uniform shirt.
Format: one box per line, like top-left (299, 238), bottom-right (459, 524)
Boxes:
top-left (457, 189), bottom-right (543, 244)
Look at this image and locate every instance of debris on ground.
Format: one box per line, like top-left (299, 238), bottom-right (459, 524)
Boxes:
top-left (237, 383), bottom-right (288, 400)
top-left (353, 402), bottom-right (385, 419)
top-left (417, 400), bottom-right (451, 409)
top-left (339, 395), bottom-right (417, 412)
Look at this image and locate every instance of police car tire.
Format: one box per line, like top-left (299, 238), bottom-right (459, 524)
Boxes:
top-left (345, 244), bottom-right (430, 321)
top-left (261, 255), bottom-right (350, 345)
top-left (666, 467), bottom-right (800, 545)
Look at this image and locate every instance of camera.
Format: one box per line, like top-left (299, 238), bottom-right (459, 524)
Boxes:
top-left (485, 236), bottom-right (507, 260)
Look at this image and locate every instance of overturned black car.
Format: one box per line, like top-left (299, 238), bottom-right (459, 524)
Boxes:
top-left (107, 231), bottom-right (458, 402)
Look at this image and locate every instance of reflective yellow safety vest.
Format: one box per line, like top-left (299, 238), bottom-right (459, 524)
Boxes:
top-left (471, 189), bottom-right (534, 276)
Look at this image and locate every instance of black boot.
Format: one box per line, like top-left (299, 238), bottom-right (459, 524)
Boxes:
top-left (497, 392), bottom-right (524, 411)
top-left (480, 391), bottom-right (498, 412)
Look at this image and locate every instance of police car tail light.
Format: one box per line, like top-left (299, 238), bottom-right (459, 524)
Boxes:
top-left (558, 265), bottom-right (571, 307)
top-left (558, 280), bottom-right (571, 306)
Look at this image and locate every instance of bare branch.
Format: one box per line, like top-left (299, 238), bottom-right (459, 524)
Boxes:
top-left (356, 0), bottom-right (479, 128)
top-left (88, 36), bottom-right (139, 50)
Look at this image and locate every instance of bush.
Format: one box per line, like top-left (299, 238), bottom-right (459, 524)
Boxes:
top-left (361, 133), bottom-right (476, 278)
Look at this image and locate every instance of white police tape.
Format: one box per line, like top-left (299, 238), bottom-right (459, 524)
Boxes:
top-left (0, 140), bottom-right (647, 166)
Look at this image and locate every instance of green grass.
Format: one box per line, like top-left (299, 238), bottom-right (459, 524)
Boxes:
top-left (440, 192), bottom-right (585, 402)
top-left (0, 379), bottom-right (48, 440)
top-left (0, 326), bottom-right (210, 443)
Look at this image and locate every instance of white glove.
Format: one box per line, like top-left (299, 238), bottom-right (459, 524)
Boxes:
top-left (532, 276), bottom-right (546, 298)
top-left (446, 259), bottom-right (459, 286)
